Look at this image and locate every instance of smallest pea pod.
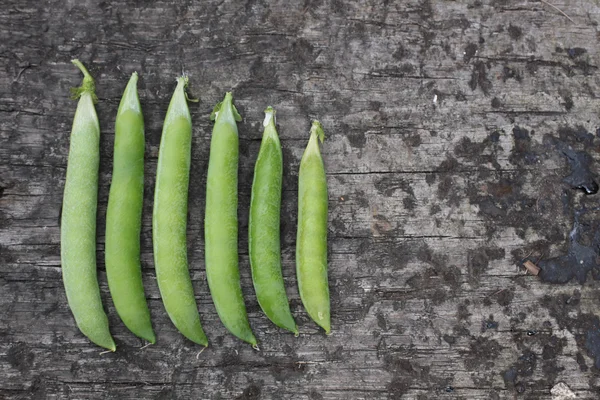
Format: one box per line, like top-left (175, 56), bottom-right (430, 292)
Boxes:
top-left (296, 121), bottom-right (330, 334)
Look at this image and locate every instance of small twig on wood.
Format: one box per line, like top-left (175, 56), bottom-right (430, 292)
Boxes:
top-left (522, 250), bottom-right (533, 260)
top-left (487, 288), bottom-right (506, 298)
top-left (540, 0), bottom-right (575, 24)
top-left (99, 350), bottom-right (113, 355)
top-left (534, 253), bottom-right (544, 264)
top-left (139, 342), bottom-right (152, 350)
top-left (523, 260), bottom-right (541, 276)
top-left (196, 347), bottom-right (206, 359)
top-left (14, 64), bottom-right (31, 82)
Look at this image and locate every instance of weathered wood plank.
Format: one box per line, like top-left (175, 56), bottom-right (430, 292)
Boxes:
top-left (2, 0), bottom-right (600, 399)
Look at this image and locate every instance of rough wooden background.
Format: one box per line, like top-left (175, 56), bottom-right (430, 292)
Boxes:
top-left (2, 0), bottom-right (600, 398)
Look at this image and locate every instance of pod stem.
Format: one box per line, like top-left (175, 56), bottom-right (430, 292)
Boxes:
top-left (210, 92), bottom-right (242, 122)
top-left (310, 120), bottom-right (325, 143)
top-left (70, 59), bottom-right (98, 103)
top-left (178, 75), bottom-right (199, 103)
top-left (263, 106), bottom-right (276, 127)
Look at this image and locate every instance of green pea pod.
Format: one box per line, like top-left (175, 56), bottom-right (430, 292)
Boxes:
top-left (105, 72), bottom-right (155, 344)
top-left (249, 107), bottom-right (298, 335)
top-left (205, 92), bottom-right (257, 346)
top-left (297, 121), bottom-right (330, 334)
top-left (153, 76), bottom-right (207, 346)
top-left (61, 60), bottom-right (116, 351)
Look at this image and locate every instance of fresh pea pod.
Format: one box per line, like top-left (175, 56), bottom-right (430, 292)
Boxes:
top-left (205, 93), bottom-right (257, 346)
top-left (105, 72), bottom-right (155, 343)
top-left (296, 121), bottom-right (330, 334)
top-left (249, 107), bottom-right (298, 335)
top-left (153, 76), bottom-right (207, 346)
top-left (61, 59), bottom-right (115, 351)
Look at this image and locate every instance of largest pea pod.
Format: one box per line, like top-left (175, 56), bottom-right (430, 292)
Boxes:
top-left (296, 121), bottom-right (330, 334)
top-left (153, 76), bottom-right (207, 346)
top-left (105, 72), bottom-right (155, 344)
top-left (61, 59), bottom-right (116, 351)
top-left (205, 93), bottom-right (257, 346)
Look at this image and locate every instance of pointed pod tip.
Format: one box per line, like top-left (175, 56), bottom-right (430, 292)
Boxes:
top-left (310, 120), bottom-right (325, 143)
top-left (191, 333), bottom-right (208, 347)
top-left (176, 76), bottom-right (198, 103)
top-left (145, 335), bottom-right (156, 345)
top-left (221, 92), bottom-right (233, 106)
top-left (211, 92), bottom-right (241, 122)
top-left (126, 72), bottom-right (139, 89)
top-left (263, 106), bottom-right (276, 127)
top-left (223, 92), bottom-right (242, 121)
top-left (176, 75), bottom-right (188, 88)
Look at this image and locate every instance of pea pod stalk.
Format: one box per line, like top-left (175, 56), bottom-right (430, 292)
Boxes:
top-left (205, 93), bottom-right (257, 346)
top-left (296, 121), bottom-right (330, 334)
top-left (61, 59), bottom-right (116, 351)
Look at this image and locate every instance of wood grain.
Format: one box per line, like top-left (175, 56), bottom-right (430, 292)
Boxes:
top-left (2, 0), bottom-right (600, 398)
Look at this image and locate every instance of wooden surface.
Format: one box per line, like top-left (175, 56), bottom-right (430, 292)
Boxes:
top-left (2, 0), bottom-right (600, 398)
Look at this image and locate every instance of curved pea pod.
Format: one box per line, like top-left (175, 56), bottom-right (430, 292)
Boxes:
top-left (205, 92), bottom-right (257, 346)
top-left (153, 76), bottom-right (207, 346)
top-left (61, 60), bottom-right (116, 351)
top-left (296, 121), bottom-right (330, 334)
top-left (249, 107), bottom-right (298, 335)
top-left (105, 72), bottom-right (155, 344)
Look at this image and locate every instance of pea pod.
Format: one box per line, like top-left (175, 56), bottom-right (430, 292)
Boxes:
top-left (153, 77), bottom-right (207, 346)
top-left (296, 121), bottom-right (330, 334)
top-left (105, 72), bottom-right (155, 343)
top-left (249, 107), bottom-right (298, 334)
top-left (205, 92), bottom-right (257, 346)
top-left (61, 59), bottom-right (115, 351)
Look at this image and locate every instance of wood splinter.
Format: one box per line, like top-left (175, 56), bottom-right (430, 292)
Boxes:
top-left (523, 260), bottom-right (541, 276)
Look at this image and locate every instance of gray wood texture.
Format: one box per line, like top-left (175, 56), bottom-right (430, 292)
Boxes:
top-left (2, 0), bottom-right (600, 398)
